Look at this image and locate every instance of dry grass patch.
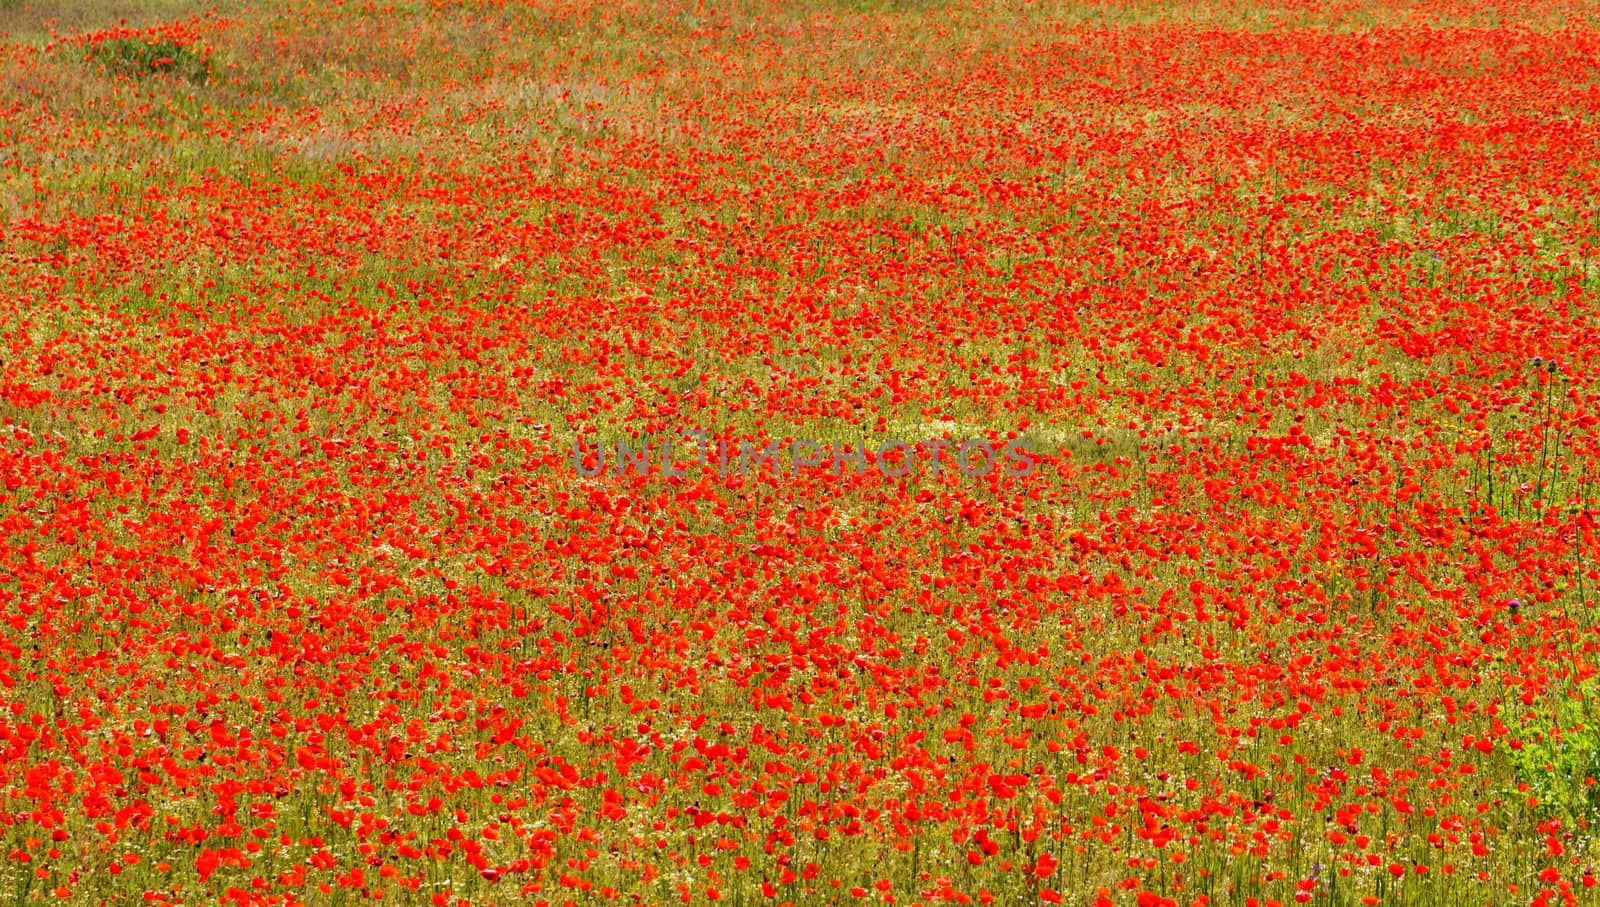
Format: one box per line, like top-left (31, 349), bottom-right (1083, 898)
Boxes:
top-left (0, 0), bottom-right (234, 42)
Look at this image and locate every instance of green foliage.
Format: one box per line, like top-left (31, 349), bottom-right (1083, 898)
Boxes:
top-left (87, 36), bottom-right (211, 83)
top-left (1507, 681), bottom-right (1600, 821)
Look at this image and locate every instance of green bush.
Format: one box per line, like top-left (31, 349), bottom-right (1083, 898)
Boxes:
top-left (1507, 683), bottom-right (1600, 821)
top-left (88, 36), bottom-right (211, 83)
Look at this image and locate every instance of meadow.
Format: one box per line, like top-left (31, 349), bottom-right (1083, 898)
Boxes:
top-left (3, 0), bottom-right (1600, 904)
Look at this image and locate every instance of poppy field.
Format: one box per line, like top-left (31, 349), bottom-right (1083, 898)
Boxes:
top-left (5, 0), bottom-right (1600, 904)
